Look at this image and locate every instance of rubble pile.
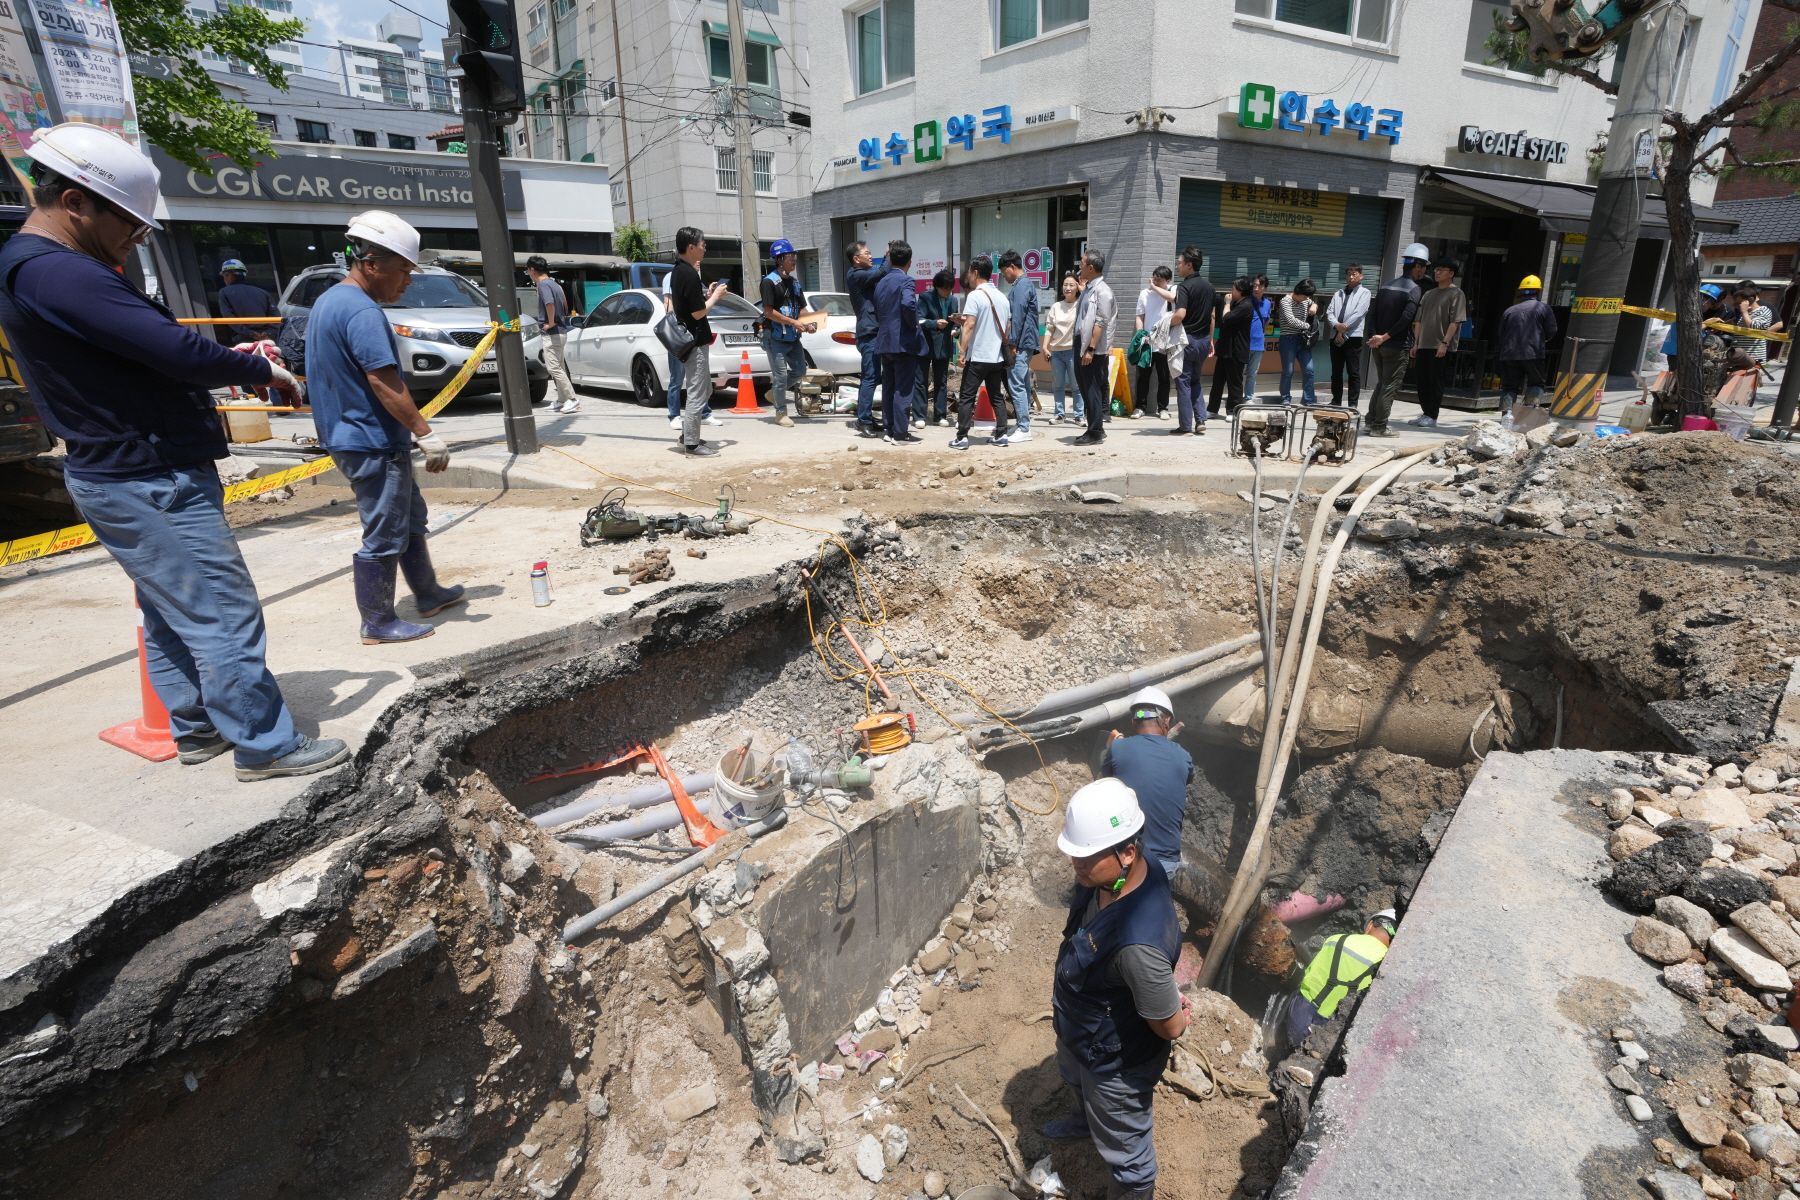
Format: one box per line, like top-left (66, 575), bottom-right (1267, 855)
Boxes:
top-left (1597, 748), bottom-right (1800, 1199)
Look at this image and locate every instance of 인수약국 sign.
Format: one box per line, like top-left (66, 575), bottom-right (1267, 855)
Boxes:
top-left (1219, 184), bottom-right (1347, 239)
top-left (843, 105), bottom-right (1077, 172)
top-left (1238, 82), bottom-right (1401, 145)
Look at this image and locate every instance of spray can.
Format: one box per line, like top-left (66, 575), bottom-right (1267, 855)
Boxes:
top-left (530, 560), bottom-right (551, 607)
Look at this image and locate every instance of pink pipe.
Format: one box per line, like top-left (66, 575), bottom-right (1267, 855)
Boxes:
top-left (1270, 892), bottom-right (1347, 923)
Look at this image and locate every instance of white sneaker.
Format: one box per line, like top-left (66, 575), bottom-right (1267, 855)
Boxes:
top-left (1157, 411), bottom-right (1170, 420)
top-left (549, 400), bottom-right (565, 413)
top-left (561, 399), bottom-right (581, 413)
top-left (1416, 416), bottom-right (1436, 428)
top-left (704, 413), bottom-right (724, 426)
top-left (1128, 410), bottom-right (1143, 419)
top-left (912, 417), bottom-right (925, 428)
top-left (1009, 428), bottom-right (1033, 442)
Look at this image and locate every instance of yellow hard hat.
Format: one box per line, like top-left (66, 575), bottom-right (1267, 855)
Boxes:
top-left (1518, 275), bottom-right (1543, 291)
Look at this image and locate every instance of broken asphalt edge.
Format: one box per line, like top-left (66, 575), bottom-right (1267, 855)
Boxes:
top-left (1015, 464), bottom-right (1455, 499)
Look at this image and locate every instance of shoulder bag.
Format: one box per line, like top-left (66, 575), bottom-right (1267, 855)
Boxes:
top-left (980, 286), bottom-right (1015, 369)
top-left (654, 311), bottom-right (696, 359)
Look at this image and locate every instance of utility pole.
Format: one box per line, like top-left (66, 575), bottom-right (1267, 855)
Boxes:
top-left (607, 0), bottom-right (635, 224)
top-left (1546, 0), bottom-right (1686, 430)
top-left (726, 0), bottom-right (758, 285)
top-left (447, 0), bottom-right (538, 456)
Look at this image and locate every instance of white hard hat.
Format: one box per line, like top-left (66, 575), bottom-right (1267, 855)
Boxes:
top-left (1126, 686), bottom-right (1174, 720)
top-left (1401, 243), bottom-right (1431, 263)
top-left (24, 123), bottom-right (162, 230)
top-left (345, 209), bottom-right (421, 265)
top-left (1058, 778), bottom-right (1146, 857)
top-left (1370, 908), bottom-right (1398, 933)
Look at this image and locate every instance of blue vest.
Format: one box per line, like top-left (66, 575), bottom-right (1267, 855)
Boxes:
top-left (766, 270), bottom-right (804, 342)
top-left (1052, 857), bottom-right (1183, 1075)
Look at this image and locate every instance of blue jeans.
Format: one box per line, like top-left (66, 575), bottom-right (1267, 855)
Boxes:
top-left (1279, 334), bottom-right (1317, 404)
top-left (761, 335), bottom-right (806, 415)
top-left (65, 464), bottom-right (303, 767)
top-left (1055, 1038), bottom-right (1165, 1190)
top-left (1286, 993), bottom-right (1324, 1047)
top-left (1174, 333), bottom-right (1210, 430)
top-left (1050, 349), bottom-right (1080, 418)
top-left (913, 355), bottom-right (949, 421)
top-left (666, 349), bottom-right (685, 418)
top-left (331, 447), bottom-right (429, 561)
top-left (856, 338), bottom-right (878, 426)
top-left (1008, 351), bottom-right (1034, 431)
top-left (1246, 348), bottom-right (1264, 400)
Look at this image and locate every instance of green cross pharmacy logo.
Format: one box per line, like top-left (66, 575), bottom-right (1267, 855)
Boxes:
top-left (1240, 83), bottom-right (1276, 130)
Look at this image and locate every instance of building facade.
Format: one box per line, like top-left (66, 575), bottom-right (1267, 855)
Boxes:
top-left (784, 0), bottom-right (1754, 385)
top-left (580, 0), bottom-right (813, 290)
top-left (190, 0), bottom-right (306, 80)
top-left (326, 12), bottom-right (458, 117)
top-left (202, 68), bottom-right (452, 155)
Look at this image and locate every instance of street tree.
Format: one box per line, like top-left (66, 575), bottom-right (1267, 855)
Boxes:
top-left (117, 0), bottom-right (305, 173)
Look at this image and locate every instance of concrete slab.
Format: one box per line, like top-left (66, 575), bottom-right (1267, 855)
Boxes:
top-left (1273, 749), bottom-right (1686, 1200)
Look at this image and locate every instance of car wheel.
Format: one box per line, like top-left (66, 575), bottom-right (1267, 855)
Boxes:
top-left (530, 376), bottom-right (549, 404)
top-left (803, 349), bottom-right (816, 370)
top-left (631, 355), bottom-right (662, 407)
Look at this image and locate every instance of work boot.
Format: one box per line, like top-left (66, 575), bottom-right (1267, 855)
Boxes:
top-left (1105, 1182), bottom-right (1154, 1200)
top-left (236, 735), bottom-right (351, 782)
top-left (176, 730), bottom-right (234, 765)
top-left (397, 537), bottom-right (465, 617)
top-left (1042, 1113), bottom-right (1091, 1140)
top-left (353, 556), bottom-right (435, 644)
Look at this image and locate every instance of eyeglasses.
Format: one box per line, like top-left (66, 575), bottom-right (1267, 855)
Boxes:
top-left (89, 191), bottom-right (150, 244)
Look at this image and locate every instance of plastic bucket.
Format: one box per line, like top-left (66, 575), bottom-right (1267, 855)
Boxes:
top-left (1681, 414), bottom-right (1720, 432)
top-left (1716, 404), bottom-right (1753, 441)
top-left (714, 747), bottom-right (785, 828)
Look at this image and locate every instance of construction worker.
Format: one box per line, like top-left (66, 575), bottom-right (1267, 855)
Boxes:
top-left (1497, 275), bottom-right (1558, 418)
top-left (0, 123), bottom-right (346, 781)
top-left (1101, 686), bottom-right (1193, 877)
top-left (1661, 283), bottom-right (1727, 375)
top-left (1047, 779), bottom-right (1189, 1200)
top-left (758, 237), bottom-right (811, 428)
top-left (216, 257), bottom-right (277, 346)
top-left (305, 210), bottom-right (462, 644)
top-left (1363, 242), bottom-right (1430, 438)
top-left (1285, 909), bottom-right (1396, 1046)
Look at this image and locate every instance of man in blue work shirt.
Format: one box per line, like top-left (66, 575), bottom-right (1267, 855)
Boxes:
top-left (871, 240), bottom-right (925, 444)
top-left (999, 250), bottom-right (1040, 441)
top-left (759, 237), bottom-right (812, 428)
top-left (0, 124), bottom-right (345, 781)
top-left (306, 210), bottom-right (462, 646)
top-left (845, 239), bottom-right (891, 438)
top-left (216, 257), bottom-right (277, 346)
top-left (1101, 686), bottom-right (1194, 877)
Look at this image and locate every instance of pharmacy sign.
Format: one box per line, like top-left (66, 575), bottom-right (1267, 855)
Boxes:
top-left (1239, 83), bottom-right (1276, 131)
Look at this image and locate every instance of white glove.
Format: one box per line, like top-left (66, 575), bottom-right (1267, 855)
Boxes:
top-left (266, 362), bottom-right (298, 391)
top-left (415, 431), bottom-right (450, 473)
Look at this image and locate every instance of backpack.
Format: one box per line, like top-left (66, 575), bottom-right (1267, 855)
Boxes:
top-left (275, 311), bottom-right (308, 376)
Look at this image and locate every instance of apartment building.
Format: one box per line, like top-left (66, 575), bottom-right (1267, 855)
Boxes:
top-left (784, 0), bottom-right (1756, 381)
top-left (327, 12), bottom-right (458, 117)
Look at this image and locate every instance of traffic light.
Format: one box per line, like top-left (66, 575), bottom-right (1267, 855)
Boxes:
top-left (447, 0), bottom-right (525, 117)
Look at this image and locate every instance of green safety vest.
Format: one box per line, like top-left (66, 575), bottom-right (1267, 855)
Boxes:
top-left (1298, 932), bottom-right (1388, 1018)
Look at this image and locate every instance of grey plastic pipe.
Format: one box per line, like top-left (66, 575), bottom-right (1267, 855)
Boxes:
top-left (1198, 442), bottom-right (1447, 990)
top-left (562, 810), bottom-right (788, 943)
top-left (944, 633), bottom-right (1260, 729)
top-left (532, 772), bottom-right (716, 829)
top-left (557, 794), bottom-right (720, 845)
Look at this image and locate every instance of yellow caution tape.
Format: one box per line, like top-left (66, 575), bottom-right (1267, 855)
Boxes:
top-left (1619, 304), bottom-right (1792, 343)
top-left (1, 321), bottom-right (514, 567)
top-left (1572, 296), bottom-right (1623, 315)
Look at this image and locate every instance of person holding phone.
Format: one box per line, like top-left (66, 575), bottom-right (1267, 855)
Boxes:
top-left (670, 226), bottom-right (729, 456)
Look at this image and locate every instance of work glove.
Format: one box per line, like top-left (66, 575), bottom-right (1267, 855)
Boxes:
top-left (266, 362), bottom-right (298, 391)
top-left (415, 431), bottom-right (451, 473)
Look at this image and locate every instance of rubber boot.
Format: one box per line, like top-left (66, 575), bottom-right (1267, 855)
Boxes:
top-left (353, 556), bottom-right (435, 644)
top-left (1105, 1181), bottom-right (1154, 1200)
top-left (397, 537), bottom-right (465, 617)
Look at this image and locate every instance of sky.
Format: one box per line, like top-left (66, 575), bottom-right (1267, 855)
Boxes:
top-left (289, 0), bottom-right (450, 71)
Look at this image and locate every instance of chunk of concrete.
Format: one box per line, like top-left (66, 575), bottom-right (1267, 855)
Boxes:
top-left (1746, 766), bottom-right (1781, 794)
top-left (1644, 1171), bottom-right (1707, 1200)
top-left (1630, 917), bottom-right (1693, 964)
top-left (1682, 790), bottom-right (1755, 830)
top-left (1607, 1064), bottom-right (1644, 1095)
top-left (1732, 903), bottom-right (1800, 966)
top-left (1713, 928), bottom-right (1796, 991)
top-left (251, 832), bottom-right (366, 919)
top-left (1612, 824), bottom-right (1663, 861)
top-left (1728, 1054), bottom-right (1800, 1089)
top-left (918, 943), bottom-right (952, 974)
top-left (1679, 1105), bottom-right (1729, 1147)
top-left (331, 923), bottom-right (438, 1000)
top-left (1735, 831), bottom-right (1798, 866)
top-left (1743, 1122), bottom-right (1800, 1165)
top-left (1465, 420), bottom-right (1525, 460)
top-left (1758, 1024), bottom-right (1800, 1052)
top-left (1775, 877), bottom-right (1800, 911)
top-left (1656, 895), bottom-right (1721, 946)
top-left (661, 1083), bottom-right (718, 1122)
top-left (1356, 517), bottom-right (1418, 542)
top-left (855, 1133), bottom-right (885, 1182)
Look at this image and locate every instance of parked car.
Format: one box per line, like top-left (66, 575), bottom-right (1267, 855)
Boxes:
top-left (563, 288), bottom-right (768, 405)
top-left (278, 264), bottom-right (549, 405)
top-left (797, 292), bottom-right (863, 376)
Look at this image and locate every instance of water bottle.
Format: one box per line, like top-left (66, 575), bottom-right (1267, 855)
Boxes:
top-left (530, 560), bottom-right (551, 607)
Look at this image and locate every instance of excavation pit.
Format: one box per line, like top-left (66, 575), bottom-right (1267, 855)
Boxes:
top-left (11, 429), bottom-right (1800, 1200)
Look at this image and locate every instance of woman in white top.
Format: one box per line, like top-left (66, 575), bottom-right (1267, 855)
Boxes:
top-left (1131, 265), bottom-right (1175, 418)
top-left (1045, 273), bottom-right (1082, 422)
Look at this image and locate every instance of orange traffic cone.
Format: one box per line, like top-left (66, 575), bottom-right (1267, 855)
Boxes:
top-left (729, 349), bottom-right (764, 414)
top-left (974, 384), bottom-right (996, 425)
top-left (98, 600), bottom-right (179, 761)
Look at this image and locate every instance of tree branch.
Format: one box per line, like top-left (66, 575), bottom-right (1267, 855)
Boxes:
top-left (1554, 62), bottom-right (1620, 96)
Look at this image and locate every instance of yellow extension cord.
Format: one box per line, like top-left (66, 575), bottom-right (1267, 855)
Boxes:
top-left (541, 443), bottom-right (1064, 815)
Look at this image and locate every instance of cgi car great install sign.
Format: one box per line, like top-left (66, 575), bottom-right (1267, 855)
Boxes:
top-left (151, 148), bottom-right (525, 212)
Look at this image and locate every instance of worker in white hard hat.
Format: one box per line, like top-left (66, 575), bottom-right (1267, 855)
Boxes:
top-left (304, 209), bottom-right (463, 645)
top-left (1362, 241), bottom-right (1431, 439)
top-left (1047, 778), bottom-right (1188, 1200)
top-left (0, 123), bottom-right (346, 782)
top-left (215, 256), bottom-right (277, 347)
top-left (1285, 909), bottom-right (1396, 1047)
top-left (1101, 685), bottom-right (1194, 878)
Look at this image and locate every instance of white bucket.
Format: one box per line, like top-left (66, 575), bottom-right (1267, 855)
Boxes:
top-left (714, 747), bottom-right (785, 828)
top-left (1716, 403), bottom-right (1754, 442)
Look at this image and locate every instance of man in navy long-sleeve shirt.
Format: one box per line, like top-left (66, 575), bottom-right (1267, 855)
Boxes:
top-left (1363, 248), bottom-right (1429, 437)
top-left (1497, 279), bottom-right (1559, 417)
top-left (845, 239), bottom-right (891, 438)
top-left (0, 124), bottom-right (347, 782)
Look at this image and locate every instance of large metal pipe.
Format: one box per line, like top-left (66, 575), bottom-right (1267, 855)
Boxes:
top-left (533, 772), bottom-right (716, 829)
top-left (978, 650), bottom-right (1265, 752)
top-left (558, 794), bottom-right (720, 845)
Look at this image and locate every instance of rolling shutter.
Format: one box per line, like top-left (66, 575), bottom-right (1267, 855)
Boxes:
top-left (1175, 179), bottom-right (1391, 292)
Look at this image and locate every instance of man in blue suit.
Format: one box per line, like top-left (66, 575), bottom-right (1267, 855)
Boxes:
top-left (872, 240), bottom-right (925, 444)
top-left (845, 239), bottom-right (891, 439)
